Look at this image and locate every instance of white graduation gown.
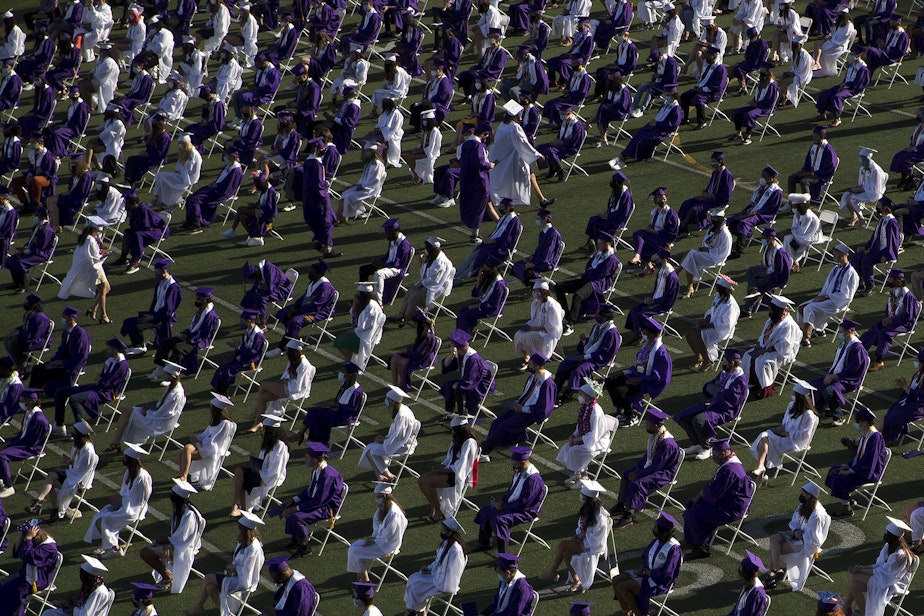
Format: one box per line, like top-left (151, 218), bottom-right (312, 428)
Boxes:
top-left (164, 504), bottom-right (206, 594)
top-left (98, 118), bottom-right (126, 162)
top-left (702, 296), bottom-right (740, 361)
top-left (245, 440), bottom-right (290, 511)
top-left (343, 160), bottom-right (388, 218)
top-left (864, 545), bottom-right (916, 616)
top-left (188, 420), bottom-right (237, 490)
top-left (403, 541), bottom-right (467, 610)
top-left (354, 302), bottom-right (386, 370)
top-left (570, 508), bottom-right (612, 590)
top-left (489, 121), bottom-right (542, 205)
top-left (59, 237), bottom-right (105, 300)
top-left (437, 438), bottom-right (479, 516)
top-left (148, 29), bottom-right (175, 83)
top-left (798, 263), bottom-right (859, 329)
top-left (420, 252), bottom-right (454, 306)
top-left (215, 58), bottom-right (243, 103)
top-left (219, 539), bottom-right (265, 616)
top-left (749, 402), bottom-right (818, 468)
top-left (58, 442), bottom-right (99, 515)
top-left (376, 110), bottom-right (404, 168)
top-left (358, 406), bottom-right (419, 471)
top-left (93, 56), bottom-right (120, 114)
top-left (681, 225), bottom-right (733, 281)
top-left (741, 315), bottom-right (802, 387)
top-left (347, 504), bottom-right (409, 572)
top-left (205, 4), bottom-right (231, 56)
top-left (781, 502), bottom-right (830, 591)
top-left (122, 383), bottom-right (187, 445)
top-left (783, 209), bottom-right (822, 263)
top-left (840, 161), bottom-right (888, 210)
top-left (556, 403), bottom-right (609, 473)
top-left (415, 127), bottom-right (443, 184)
top-left (153, 148), bottom-right (203, 206)
top-left (84, 468), bottom-right (152, 549)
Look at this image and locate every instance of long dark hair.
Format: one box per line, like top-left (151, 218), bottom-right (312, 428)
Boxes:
top-left (437, 527), bottom-right (468, 563)
top-left (76, 225), bottom-right (98, 247)
top-left (798, 494), bottom-right (817, 520)
top-left (260, 425), bottom-right (285, 455)
top-left (885, 531), bottom-right (914, 569)
top-left (414, 318), bottom-right (433, 347)
top-left (450, 424), bottom-right (478, 463)
top-left (124, 456), bottom-right (142, 487)
top-left (789, 393), bottom-right (816, 419)
top-left (210, 404), bottom-right (232, 426)
top-left (376, 492), bottom-right (405, 522)
top-left (579, 495), bottom-right (602, 530)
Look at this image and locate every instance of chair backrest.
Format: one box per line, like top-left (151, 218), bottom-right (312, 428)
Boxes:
top-left (405, 417), bottom-right (422, 456)
top-left (101, 586), bottom-right (117, 616)
top-left (526, 591), bottom-right (540, 616)
top-left (602, 414), bottom-right (619, 449)
top-left (549, 238), bottom-right (565, 274)
top-left (309, 595), bottom-right (320, 616)
top-left (761, 594), bottom-right (771, 616)
top-left (494, 285), bottom-right (510, 318)
top-left (819, 209), bottom-right (839, 226)
top-left (158, 211), bottom-right (171, 234)
top-left (0, 517), bottom-right (9, 555)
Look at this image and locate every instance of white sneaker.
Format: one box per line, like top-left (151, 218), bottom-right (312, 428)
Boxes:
top-left (630, 108), bottom-right (643, 118)
top-left (435, 198), bottom-right (455, 209)
top-left (694, 449), bottom-right (712, 461)
top-left (0, 485), bottom-right (14, 498)
top-left (222, 228), bottom-right (236, 238)
top-left (429, 195), bottom-right (445, 205)
top-left (684, 444), bottom-right (704, 455)
top-left (54, 424), bottom-right (68, 437)
top-left (241, 237), bottom-right (264, 247)
top-left (64, 507), bottom-right (83, 520)
top-left (99, 547), bottom-right (124, 560)
top-left (264, 348), bottom-right (284, 359)
top-left (478, 454), bottom-right (491, 463)
top-left (126, 345), bottom-right (147, 355)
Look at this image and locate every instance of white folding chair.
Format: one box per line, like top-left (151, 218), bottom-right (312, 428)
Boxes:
top-left (588, 415), bottom-right (621, 481)
top-left (772, 427), bottom-right (822, 486)
top-left (389, 418), bottom-right (422, 484)
top-left (331, 391), bottom-right (368, 459)
top-left (655, 308), bottom-right (682, 339)
top-left (271, 268), bottom-right (300, 318)
top-left (649, 582), bottom-right (680, 616)
top-left (228, 588), bottom-right (262, 616)
top-left (527, 415), bottom-right (559, 450)
top-left (13, 426), bottom-right (52, 490)
top-left (306, 483), bottom-right (351, 554)
top-left (562, 131), bottom-right (590, 181)
top-left (142, 212), bottom-right (173, 266)
top-left (693, 260), bottom-right (726, 294)
top-left (653, 449), bottom-right (686, 514)
top-left (845, 91), bottom-right (872, 122)
top-left (424, 587), bottom-right (465, 616)
top-left (26, 321), bottom-right (55, 367)
top-left (473, 361), bottom-right (499, 423)
top-left (704, 83), bottom-right (730, 125)
top-left (69, 476), bottom-right (102, 525)
top-left (370, 550), bottom-right (409, 591)
top-left (473, 285), bottom-right (512, 346)
top-left (120, 514), bottom-right (154, 552)
top-left (889, 320), bottom-right (919, 367)
top-left (95, 368), bottom-right (132, 432)
top-left (886, 556), bottom-right (920, 616)
top-left (873, 56), bottom-right (909, 89)
top-left (658, 130), bottom-right (686, 160)
top-left (755, 104), bottom-right (781, 141)
top-left (709, 480), bottom-right (760, 554)
top-left (233, 339), bottom-right (270, 402)
top-left (855, 448), bottom-right (893, 520)
top-left (25, 552), bottom-right (64, 616)
top-left (872, 257), bottom-right (900, 293)
top-left (361, 193), bottom-right (389, 224)
top-left (802, 209), bottom-right (840, 271)
top-left (308, 290), bottom-right (340, 351)
top-left (194, 318), bottom-right (223, 379)
top-left (31, 235), bottom-right (63, 290)
top-left (774, 357), bottom-right (797, 396)
top-left (511, 484), bottom-right (552, 556)
top-left (410, 337), bottom-right (442, 401)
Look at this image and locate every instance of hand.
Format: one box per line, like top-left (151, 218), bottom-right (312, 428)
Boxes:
top-left (282, 506), bottom-right (297, 518)
top-left (896, 377), bottom-right (909, 387)
top-left (823, 374), bottom-right (837, 386)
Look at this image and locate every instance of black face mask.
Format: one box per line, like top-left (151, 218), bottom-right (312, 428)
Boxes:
top-left (194, 300), bottom-right (205, 308)
top-left (439, 532), bottom-right (451, 540)
top-left (798, 494), bottom-right (808, 504)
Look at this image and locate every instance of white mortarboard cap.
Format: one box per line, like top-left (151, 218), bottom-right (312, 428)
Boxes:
top-left (792, 378), bottom-right (816, 395)
top-left (222, 44), bottom-right (237, 55)
top-left (285, 338), bottom-right (307, 350)
top-left (769, 294), bottom-right (794, 308)
top-left (163, 360), bottom-right (185, 377)
top-left (384, 53), bottom-right (397, 62)
top-left (793, 33), bottom-right (808, 43)
top-left (357, 281), bottom-right (376, 292)
top-left (442, 516), bottom-right (465, 533)
top-left (81, 555), bottom-right (109, 575)
top-left (449, 414), bottom-right (473, 427)
top-left (373, 481), bottom-right (393, 495)
top-left (386, 384), bottom-right (410, 401)
top-left (211, 392), bottom-right (234, 409)
top-left (579, 378), bottom-right (603, 398)
top-left (261, 413), bottom-right (283, 427)
top-left (74, 421), bottom-right (92, 435)
top-left (502, 99), bottom-right (524, 116)
top-left (886, 516), bottom-right (912, 536)
top-left (2, 11), bottom-right (14, 19)
top-left (363, 141), bottom-right (379, 151)
top-left (716, 274), bottom-right (737, 289)
top-left (426, 236), bottom-right (445, 248)
top-left (834, 242), bottom-right (854, 255)
top-left (421, 109), bottom-right (436, 119)
top-left (350, 43), bottom-right (363, 52)
top-left (238, 511), bottom-right (265, 529)
top-left (701, 15), bottom-right (715, 24)
top-left (183, 35), bottom-right (196, 44)
top-left (148, 15), bottom-right (160, 24)
top-left (533, 278), bottom-right (550, 290)
top-left (801, 481), bottom-right (821, 498)
top-left (787, 193), bottom-right (811, 205)
top-left (124, 443), bottom-right (150, 459)
top-left (708, 206), bottom-right (728, 217)
top-left (859, 147), bottom-right (877, 157)
top-left (579, 479), bottom-right (605, 498)
top-left (178, 133), bottom-right (192, 144)
top-left (172, 478), bottom-right (199, 498)
top-left (664, 2), bottom-right (675, 9)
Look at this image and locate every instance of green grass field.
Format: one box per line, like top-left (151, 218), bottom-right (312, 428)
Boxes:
top-left (2, 1), bottom-right (924, 614)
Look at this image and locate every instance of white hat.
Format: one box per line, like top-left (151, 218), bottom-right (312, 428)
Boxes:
top-left (2, 11), bottom-right (14, 19)
top-left (421, 109), bottom-right (436, 119)
top-left (124, 443), bottom-right (150, 459)
top-left (769, 295), bottom-right (794, 308)
top-left (357, 281), bottom-right (376, 292)
top-left (285, 338), bottom-right (307, 350)
top-left (239, 511), bottom-right (265, 529)
top-left (96, 173), bottom-right (112, 184)
top-left (579, 479), bottom-right (605, 498)
top-left (708, 206), bottom-right (728, 217)
top-left (502, 99), bottom-right (524, 117)
top-left (801, 481), bottom-right (821, 498)
top-left (362, 142), bottom-right (379, 151)
top-left (163, 360), bottom-right (185, 377)
top-left (716, 274), bottom-right (737, 290)
top-left (792, 378), bottom-right (816, 395)
top-left (373, 482), bottom-right (393, 495)
top-left (386, 385), bottom-right (410, 402)
top-left (663, 2), bottom-right (675, 9)
top-left (838, 6), bottom-right (849, 12)
top-left (579, 378), bottom-right (603, 398)
top-left (172, 478), bottom-right (198, 498)
top-left (222, 44), bottom-right (238, 55)
top-left (350, 43), bottom-right (364, 52)
top-left (211, 392), bottom-right (234, 409)
top-left (886, 516), bottom-right (912, 537)
top-left (533, 279), bottom-right (550, 290)
top-left (74, 421), bottom-right (92, 436)
top-left (81, 555), bottom-right (109, 576)
top-left (239, 1), bottom-right (252, 8)
top-left (182, 35), bottom-right (196, 44)
top-left (859, 147), bottom-right (877, 158)
top-left (442, 516), bottom-right (465, 533)
top-left (426, 236), bottom-right (445, 248)
top-left (834, 242), bottom-right (854, 255)
top-left (384, 53), bottom-right (397, 62)
top-left (178, 134), bottom-right (192, 144)
top-left (450, 415), bottom-right (473, 427)
top-left (148, 15), bottom-right (160, 24)
top-left (701, 15), bottom-right (715, 24)
top-left (787, 193), bottom-right (811, 205)
top-left (261, 413), bottom-right (283, 427)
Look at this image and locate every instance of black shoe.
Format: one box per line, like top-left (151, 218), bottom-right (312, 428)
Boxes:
top-left (540, 198), bottom-right (556, 207)
top-left (609, 501), bottom-right (627, 515)
top-left (613, 513), bottom-right (636, 529)
top-left (557, 169), bottom-right (565, 182)
top-left (470, 543), bottom-right (492, 553)
top-left (687, 545), bottom-right (711, 560)
top-left (830, 505), bottom-right (854, 518)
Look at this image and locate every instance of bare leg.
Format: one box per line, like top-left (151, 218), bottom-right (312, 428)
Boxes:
top-left (417, 471), bottom-right (451, 519)
top-left (768, 533), bottom-right (796, 571)
top-left (93, 280), bottom-right (111, 322)
top-left (231, 467), bottom-right (246, 512)
top-left (390, 354), bottom-right (408, 385)
top-left (35, 472), bottom-right (61, 501)
top-left (529, 173), bottom-right (546, 202)
top-left (753, 436), bottom-right (769, 475)
top-left (845, 571), bottom-right (872, 613)
top-left (140, 544), bottom-right (172, 579)
top-left (186, 572), bottom-right (220, 614)
top-left (541, 538), bottom-right (584, 581)
top-left (176, 443), bottom-right (202, 481)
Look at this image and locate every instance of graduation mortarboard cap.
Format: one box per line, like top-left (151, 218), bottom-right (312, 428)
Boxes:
top-left (708, 206), bottom-right (728, 218)
top-left (711, 438), bottom-right (731, 453)
top-left (839, 318), bottom-right (860, 331)
top-left (611, 170), bottom-right (628, 184)
top-left (529, 352), bottom-right (548, 366)
top-left (710, 151), bottom-right (725, 161)
top-left (599, 302), bottom-right (618, 314)
top-left (450, 414), bottom-right (474, 427)
top-left (579, 479), bottom-right (605, 498)
top-left (495, 553), bottom-right (521, 570)
top-left (267, 555), bottom-right (290, 573)
top-left (502, 99), bottom-right (524, 117)
top-left (124, 443), bottom-right (150, 459)
top-left (62, 305), bottom-right (79, 318)
top-left (106, 338), bottom-right (127, 352)
top-left (860, 147), bottom-right (877, 158)
top-left (886, 516), bottom-right (912, 536)
top-left (172, 478), bottom-right (198, 498)
top-left (426, 236), bottom-right (445, 248)
top-left (644, 406), bottom-right (669, 425)
top-left (569, 603), bottom-right (595, 616)
top-left (889, 13), bottom-right (902, 21)
top-left (724, 347), bottom-right (742, 361)
top-left (74, 421), bottom-right (92, 435)
top-left (817, 594), bottom-right (845, 613)
top-left (769, 294), bottom-right (794, 308)
top-left (580, 378), bottom-right (603, 398)
top-left (787, 193), bottom-right (811, 205)
top-left (382, 218), bottom-right (400, 231)
top-left (641, 317), bottom-right (664, 334)
top-left (386, 384), bottom-right (410, 402)
top-left (238, 511), bottom-right (265, 529)
top-left (0, 357), bottom-right (13, 370)
top-left (655, 511), bottom-right (678, 530)
top-left (211, 391), bottom-right (234, 409)
top-left (746, 26), bottom-right (758, 37)
top-left (802, 480), bottom-right (821, 498)
top-left (353, 582), bottom-right (376, 600)
top-left (791, 378), bottom-right (816, 395)
top-left (878, 196), bottom-right (893, 209)
top-left (1, 12), bottom-right (14, 19)
top-left (812, 125), bottom-right (827, 136)
top-left (20, 388), bottom-right (41, 401)
top-left (761, 227), bottom-right (776, 238)
top-left (357, 281), bottom-right (376, 293)
top-left (448, 329), bottom-right (472, 347)
top-left (650, 186), bottom-right (667, 198)
top-left (341, 361), bottom-right (360, 374)
top-left (25, 293), bottom-right (43, 304)
top-left (656, 247), bottom-right (671, 260)
top-left (741, 550), bottom-right (764, 573)
top-left (420, 109), bottom-right (436, 119)
top-left (195, 287), bottom-right (214, 298)
top-left (532, 278), bottom-right (549, 291)
top-left (509, 446), bottom-right (532, 461)
top-left (888, 267), bottom-right (905, 280)
top-left (162, 360), bottom-right (185, 377)
top-left (701, 15), bottom-right (715, 24)
top-left (240, 309), bottom-right (261, 322)
top-left (261, 413), bottom-right (283, 427)
top-left (305, 441), bottom-right (330, 459)
top-left (537, 208), bottom-right (552, 219)
top-left (312, 259), bottom-right (331, 274)
top-left (442, 516), bottom-right (465, 533)
top-left (373, 481), bottom-right (393, 495)
top-left (81, 555), bottom-right (108, 576)
top-left (597, 231), bottom-right (615, 244)
top-left (833, 242), bottom-right (853, 255)
top-left (855, 404), bottom-right (875, 423)
top-left (342, 84), bottom-right (356, 96)
top-left (461, 122), bottom-right (477, 133)
top-left (153, 258), bottom-right (172, 270)
top-left (762, 164), bottom-right (779, 177)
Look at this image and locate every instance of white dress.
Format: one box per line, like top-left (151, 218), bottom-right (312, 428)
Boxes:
top-left (0, 25), bottom-right (25, 60)
top-left (215, 58), bottom-right (243, 103)
top-left (147, 29), bottom-right (175, 83)
top-left (354, 301), bottom-right (386, 370)
top-left (188, 419), bottom-right (237, 490)
top-left (204, 4), bottom-right (231, 56)
top-left (121, 383), bottom-right (187, 445)
top-left (864, 545), bottom-right (917, 616)
top-left (489, 121), bottom-right (542, 205)
top-left (840, 160), bottom-right (888, 211)
top-left (798, 263), bottom-right (859, 330)
top-left (780, 502), bottom-right (830, 591)
top-left (153, 149), bottom-right (203, 207)
top-left (741, 315), bottom-right (802, 388)
top-left (816, 23), bottom-right (856, 78)
top-left (552, 0), bottom-right (592, 37)
top-left (415, 127), bottom-right (443, 184)
top-left (82, 4), bottom-right (114, 59)
top-left (245, 440), bottom-right (290, 511)
top-left (788, 49), bottom-right (814, 107)
top-left (342, 160), bottom-right (387, 218)
top-left (749, 403), bottom-right (818, 468)
top-left (58, 237), bottom-right (106, 300)
top-left (347, 503), bottom-right (409, 573)
top-left (570, 508), bottom-right (613, 590)
top-left (265, 357), bottom-right (316, 416)
top-left (556, 402), bottom-right (609, 473)
top-left (179, 49), bottom-right (207, 93)
top-left (155, 88), bottom-right (189, 122)
top-left (97, 117), bottom-right (126, 163)
top-left (420, 252), bottom-right (454, 307)
top-left (371, 67), bottom-right (411, 110)
top-left (437, 438), bottom-right (479, 516)
top-left (240, 14), bottom-right (259, 68)
top-left (219, 539), bottom-right (265, 616)
top-left (403, 541), bottom-right (467, 610)
top-left (45, 585), bottom-right (113, 616)
top-left (376, 109), bottom-right (404, 168)
top-left (57, 442), bottom-right (99, 516)
top-left (681, 224), bottom-right (733, 281)
top-left (84, 468), bottom-right (152, 550)
top-left (513, 297), bottom-right (565, 358)
top-left (358, 406), bottom-right (420, 472)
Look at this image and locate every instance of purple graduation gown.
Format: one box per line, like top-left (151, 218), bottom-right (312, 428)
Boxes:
top-left (799, 141), bottom-right (839, 202)
top-left (890, 124), bottom-right (924, 175)
top-left (15, 310), bottom-right (53, 355)
top-left (732, 81), bottom-right (778, 130)
top-left (278, 279), bottom-right (337, 339)
top-left (232, 117), bottom-right (264, 167)
top-left (17, 37), bottom-right (55, 83)
top-left (595, 85), bottom-right (632, 128)
top-left (864, 29), bottom-right (909, 73)
top-left (177, 308), bottom-right (221, 374)
top-left (240, 66), bottom-right (282, 107)
top-left (18, 86), bottom-right (57, 141)
top-left (332, 100), bottom-right (360, 155)
top-left (542, 72), bottom-right (591, 126)
top-left (113, 72), bottom-right (155, 124)
top-left (851, 215), bottom-right (901, 283)
top-left (632, 207), bottom-right (681, 262)
top-left (184, 164), bottom-right (245, 227)
top-left (593, 1), bottom-right (634, 50)
top-left (585, 188), bottom-right (635, 238)
top-left (727, 583), bottom-right (769, 616)
top-left (481, 576), bottom-right (534, 616)
top-left (458, 137), bottom-right (492, 231)
top-left (679, 167), bottom-right (736, 230)
top-left (302, 384), bottom-right (364, 445)
top-left (125, 131), bottom-right (172, 184)
top-left (0, 380), bottom-right (23, 424)
top-left (673, 370), bottom-right (749, 437)
top-left (882, 373), bottom-right (924, 442)
top-left (512, 225), bottom-right (562, 283)
top-left (860, 288), bottom-right (921, 357)
top-left (284, 464), bottom-right (345, 537)
top-left (400, 331), bottom-right (440, 391)
top-left (60, 357), bottom-right (130, 421)
top-left (382, 236), bottom-right (414, 305)
top-left (625, 268), bottom-right (680, 336)
top-left (557, 323), bottom-right (622, 390)
top-left (0, 409), bottom-right (51, 479)
top-left (0, 137), bottom-right (22, 175)
top-left (684, 63), bottom-right (729, 109)
top-left (6, 224), bottom-right (56, 279)
top-left (683, 459), bottom-right (753, 545)
top-left (0, 536), bottom-right (60, 615)
top-left (636, 538), bottom-right (683, 615)
top-left (537, 119), bottom-right (586, 169)
top-left (188, 99), bottom-right (226, 150)
top-left (120, 278), bottom-right (182, 346)
top-left (124, 202), bottom-right (169, 261)
top-left (273, 576), bottom-right (318, 616)
top-left (483, 374), bottom-right (557, 449)
top-left (241, 261), bottom-right (293, 318)
top-left (824, 429), bottom-right (887, 499)
top-left (440, 351), bottom-right (497, 414)
top-left (54, 170), bottom-right (93, 227)
top-left (728, 186), bottom-right (783, 239)
top-left (45, 98), bottom-right (90, 157)
top-left (732, 37), bottom-right (770, 81)
top-left (621, 102), bottom-right (683, 162)
top-left (816, 62), bottom-right (871, 116)
top-left (624, 344), bottom-right (672, 402)
top-left (243, 187), bottom-right (280, 239)
top-left (299, 156), bottom-right (336, 248)
top-left (211, 326), bottom-right (267, 392)
top-left (469, 216), bottom-right (523, 276)
top-left (44, 325), bottom-right (91, 395)
top-left (397, 26), bottom-right (423, 77)
top-left (0, 206), bottom-right (18, 268)
top-left (622, 435), bottom-right (682, 511)
top-left (456, 277), bottom-right (507, 333)
top-left (0, 73), bottom-right (22, 112)
top-left (809, 338), bottom-right (868, 408)
top-left (474, 470), bottom-right (545, 542)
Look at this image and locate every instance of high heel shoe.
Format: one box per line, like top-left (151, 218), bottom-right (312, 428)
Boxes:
top-left (86, 310), bottom-right (96, 320)
top-left (98, 316), bottom-right (112, 325)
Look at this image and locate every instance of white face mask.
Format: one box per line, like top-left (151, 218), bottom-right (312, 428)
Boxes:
top-left (915, 360), bottom-right (921, 370)
top-left (577, 394), bottom-right (588, 405)
top-left (430, 70), bottom-right (437, 78)
top-left (475, 82), bottom-right (482, 90)
top-left (854, 423), bottom-right (861, 431)
top-left (497, 574), bottom-right (508, 583)
top-left (337, 372), bottom-right (345, 383)
top-left (352, 599), bottom-right (364, 608)
top-left (758, 177), bottom-right (767, 186)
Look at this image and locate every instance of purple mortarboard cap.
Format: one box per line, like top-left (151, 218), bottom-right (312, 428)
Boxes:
top-left (763, 165), bottom-right (778, 177)
top-left (509, 446), bottom-right (532, 461)
top-left (25, 293), bottom-right (42, 304)
top-left (656, 247), bottom-right (671, 260)
top-left (597, 231), bottom-right (615, 243)
top-left (812, 125), bottom-right (827, 136)
top-left (488, 27), bottom-right (502, 36)
top-left (495, 553), bottom-right (521, 569)
top-left (855, 404), bottom-right (876, 423)
top-left (724, 348), bottom-right (742, 360)
top-left (711, 438), bottom-right (731, 453)
top-left (888, 267), bottom-right (904, 279)
top-left (0, 357), bottom-right (14, 369)
top-left (611, 69), bottom-right (622, 78)
top-left (655, 511), bottom-right (678, 530)
top-left (529, 352), bottom-right (548, 366)
top-left (499, 197), bottom-right (515, 207)
top-left (644, 407), bottom-right (669, 425)
top-left (20, 388), bottom-right (41, 400)
top-left (569, 603), bottom-right (595, 616)
top-left (153, 258), bottom-right (172, 270)
top-left (746, 26), bottom-right (758, 37)
top-left (106, 338), bottom-right (127, 351)
top-left (241, 261), bottom-right (258, 279)
top-left (711, 151), bottom-right (724, 160)
top-left (353, 582), bottom-right (375, 600)
top-left (758, 60), bottom-right (775, 70)
top-left (817, 595), bottom-right (844, 613)
top-left (839, 318), bottom-right (860, 330)
top-left (878, 196), bottom-right (893, 208)
top-left (598, 302), bottom-right (617, 314)
top-left (267, 555), bottom-right (290, 572)
top-left (343, 362), bottom-right (360, 374)
top-left (461, 122), bottom-right (476, 132)
top-left (611, 170), bottom-right (628, 183)
top-left (307, 137), bottom-right (325, 150)
top-left (291, 63), bottom-right (306, 76)
top-left (433, 59), bottom-right (445, 68)
top-left (383, 218), bottom-right (400, 230)
top-left (62, 305), bottom-right (79, 317)
top-left (305, 441), bottom-right (330, 458)
top-left (889, 13), bottom-right (902, 21)
top-left (195, 287), bottom-right (214, 297)
top-left (448, 329), bottom-right (472, 346)
top-left (412, 308), bottom-right (432, 323)
top-left (122, 189), bottom-right (138, 201)
top-left (131, 583), bottom-right (158, 600)
top-left (68, 85), bottom-right (80, 94)
top-left (641, 317), bottom-right (664, 334)
top-left (240, 309), bottom-right (261, 321)
top-left (198, 84), bottom-right (212, 97)
top-left (650, 186), bottom-right (667, 198)
top-left (742, 550), bottom-right (764, 573)
top-left (312, 259), bottom-right (330, 274)
top-left (662, 85), bottom-right (678, 94)
top-left (537, 209), bottom-right (552, 219)
top-left (761, 227), bottom-right (776, 238)
top-left (851, 42), bottom-right (867, 54)
top-left (706, 45), bottom-right (721, 54)
top-left (342, 84), bottom-right (356, 96)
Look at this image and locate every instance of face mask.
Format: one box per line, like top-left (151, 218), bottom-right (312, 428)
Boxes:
top-left (439, 531), bottom-right (451, 540)
top-left (337, 372), bottom-right (345, 383)
top-left (533, 291), bottom-right (543, 300)
top-left (430, 70), bottom-right (437, 78)
top-left (642, 334), bottom-right (649, 342)
top-left (374, 496), bottom-right (384, 504)
top-left (475, 82), bottom-right (482, 90)
top-left (60, 318), bottom-right (68, 326)
top-left (760, 240), bottom-right (768, 248)
top-left (497, 574), bottom-right (507, 584)
top-left (854, 423), bottom-right (861, 431)
top-left (194, 300), bottom-right (204, 308)
top-left (353, 599), bottom-right (364, 608)
top-left (19, 402), bottom-right (29, 410)
top-left (535, 219), bottom-right (543, 228)
top-left (798, 494), bottom-right (808, 503)
top-left (32, 216), bottom-right (40, 226)
top-left (915, 361), bottom-right (921, 370)
top-left (837, 332), bottom-right (846, 342)
top-left (758, 177), bottom-right (767, 186)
